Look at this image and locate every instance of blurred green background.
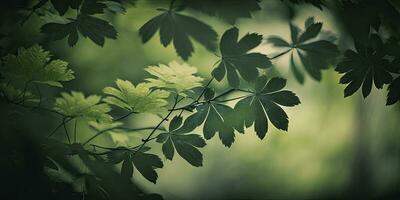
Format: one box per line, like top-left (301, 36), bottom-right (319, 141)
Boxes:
top-left (2, 0), bottom-right (400, 199)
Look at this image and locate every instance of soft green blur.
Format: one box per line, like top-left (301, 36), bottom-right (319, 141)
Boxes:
top-left (32, 1), bottom-right (400, 199)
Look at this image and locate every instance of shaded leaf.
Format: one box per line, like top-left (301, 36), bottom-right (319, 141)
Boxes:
top-left (1, 45), bottom-right (74, 87)
top-left (387, 76), bottom-right (400, 105)
top-left (268, 17), bottom-right (339, 83)
top-left (132, 152), bottom-right (163, 183)
top-left (139, 8), bottom-right (217, 60)
top-left (213, 27), bottom-right (271, 87)
top-left (183, 0), bottom-right (261, 24)
top-left (234, 76), bottom-right (300, 139)
top-left (336, 35), bottom-right (392, 98)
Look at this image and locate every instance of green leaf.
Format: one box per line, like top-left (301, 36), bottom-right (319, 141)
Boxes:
top-left (183, 0), bottom-right (261, 24)
top-left (139, 9), bottom-right (217, 60)
top-left (213, 27), bottom-right (271, 87)
top-left (132, 152), bottom-right (163, 184)
top-left (76, 14), bottom-right (118, 46)
top-left (0, 83), bottom-right (39, 103)
top-left (336, 35), bottom-right (393, 98)
top-left (81, 0), bottom-right (106, 15)
top-left (284, 0), bottom-right (325, 10)
top-left (41, 14), bottom-right (117, 47)
top-left (234, 76), bottom-right (300, 139)
top-left (203, 87), bottom-right (215, 100)
top-left (54, 91), bottom-right (112, 122)
top-left (103, 79), bottom-right (169, 113)
top-left (145, 61), bottom-right (204, 95)
top-left (176, 102), bottom-right (237, 147)
top-left (268, 17), bottom-right (339, 83)
top-left (1, 45), bottom-right (74, 87)
top-left (50, 0), bottom-right (83, 15)
top-left (121, 157), bottom-right (133, 178)
top-left (267, 36), bottom-right (291, 47)
top-left (157, 132), bottom-right (206, 167)
top-left (169, 115), bottom-right (183, 131)
top-left (387, 76), bottom-right (400, 105)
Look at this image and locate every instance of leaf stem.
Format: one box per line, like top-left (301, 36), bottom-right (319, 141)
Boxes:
top-left (270, 48), bottom-right (292, 60)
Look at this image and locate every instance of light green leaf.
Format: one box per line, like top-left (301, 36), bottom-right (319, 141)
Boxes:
top-left (145, 61), bottom-right (204, 95)
top-left (1, 45), bottom-right (74, 87)
top-left (103, 79), bottom-right (169, 113)
top-left (54, 91), bottom-right (112, 122)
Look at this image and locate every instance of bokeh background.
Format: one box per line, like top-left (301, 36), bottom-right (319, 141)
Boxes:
top-left (1, 0), bottom-right (399, 199)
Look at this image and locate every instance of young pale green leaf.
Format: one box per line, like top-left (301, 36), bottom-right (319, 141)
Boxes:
top-left (139, 9), bottom-right (217, 60)
top-left (267, 17), bottom-right (339, 83)
top-left (103, 79), bottom-right (169, 113)
top-left (234, 76), bottom-right (300, 139)
top-left (54, 91), bottom-right (112, 122)
top-left (336, 35), bottom-right (393, 98)
top-left (213, 27), bottom-right (271, 87)
top-left (145, 61), bottom-right (204, 95)
top-left (1, 45), bottom-right (74, 87)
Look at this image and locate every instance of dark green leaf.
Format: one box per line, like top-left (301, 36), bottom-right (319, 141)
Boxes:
top-left (204, 87), bottom-right (215, 100)
top-left (336, 35), bottom-right (393, 98)
top-left (267, 36), bottom-right (291, 47)
top-left (183, 0), bottom-right (261, 24)
top-left (268, 18), bottom-right (339, 83)
top-left (298, 22), bottom-right (322, 43)
top-left (214, 27), bottom-right (271, 87)
top-left (132, 152), bottom-right (163, 184)
top-left (162, 138), bottom-right (174, 160)
top-left (77, 14), bottom-right (118, 46)
top-left (51, 0), bottom-right (69, 15)
top-left (139, 11), bottom-right (217, 60)
top-left (121, 157), bottom-right (133, 178)
top-left (387, 76), bottom-right (400, 105)
top-left (169, 115), bottom-right (183, 131)
top-left (234, 76), bottom-right (300, 139)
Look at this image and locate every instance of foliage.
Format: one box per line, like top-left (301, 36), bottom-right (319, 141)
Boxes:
top-left (267, 17), bottom-right (339, 83)
top-left (145, 61), bottom-right (204, 95)
top-left (335, 35), bottom-right (394, 98)
top-left (212, 27), bottom-right (271, 87)
top-left (103, 79), bottom-right (169, 113)
top-left (1, 45), bottom-right (74, 87)
top-left (54, 91), bottom-right (112, 122)
top-left (1, 0), bottom-right (400, 199)
top-left (234, 76), bottom-right (300, 139)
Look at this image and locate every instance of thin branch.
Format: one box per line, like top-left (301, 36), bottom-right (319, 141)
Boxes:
top-left (48, 117), bottom-right (73, 137)
top-left (63, 118), bottom-right (71, 144)
top-left (132, 94), bottom-right (179, 156)
top-left (212, 94), bottom-right (251, 103)
top-left (114, 111), bottom-right (138, 121)
top-left (270, 48), bottom-right (292, 60)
